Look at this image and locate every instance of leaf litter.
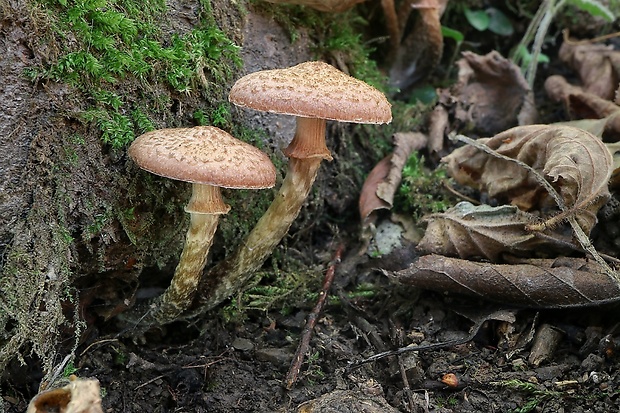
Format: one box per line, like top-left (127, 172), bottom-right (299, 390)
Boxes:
top-left (363, 45), bottom-right (620, 308)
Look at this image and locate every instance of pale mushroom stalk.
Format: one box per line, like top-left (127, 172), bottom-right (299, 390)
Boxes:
top-left (194, 150), bottom-right (324, 312)
top-left (188, 62), bottom-right (392, 315)
top-left (147, 184), bottom-right (228, 324)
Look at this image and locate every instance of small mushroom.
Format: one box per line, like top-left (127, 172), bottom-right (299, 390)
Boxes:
top-left (128, 126), bottom-right (276, 324)
top-left (193, 61), bottom-right (392, 312)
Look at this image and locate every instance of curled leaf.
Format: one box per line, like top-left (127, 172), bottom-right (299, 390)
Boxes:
top-left (443, 125), bottom-right (612, 234)
top-left (388, 254), bottom-right (620, 308)
top-left (417, 202), bottom-right (571, 261)
top-left (359, 132), bottom-right (427, 225)
top-left (453, 51), bottom-right (537, 135)
top-left (559, 41), bottom-right (620, 100)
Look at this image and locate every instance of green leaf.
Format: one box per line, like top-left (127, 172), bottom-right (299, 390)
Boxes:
top-left (567, 0), bottom-right (616, 22)
top-left (441, 26), bottom-right (464, 43)
top-left (487, 7), bottom-right (514, 36)
top-left (464, 8), bottom-right (490, 31)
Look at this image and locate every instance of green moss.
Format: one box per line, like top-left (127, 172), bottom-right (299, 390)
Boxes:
top-left (249, 2), bottom-right (388, 90)
top-left (26, 0), bottom-right (241, 148)
top-left (394, 152), bottom-right (454, 221)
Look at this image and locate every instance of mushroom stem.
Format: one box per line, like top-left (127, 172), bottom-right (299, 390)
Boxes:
top-left (284, 117), bottom-right (332, 160)
top-left (149, 212), bottom-right (219, 323)
top-left (191, 156), bottom-right (323, 313)
top-left (186, 183), bottom-right (231, 215)
top-left (142, 184), bottom-right (227, 326)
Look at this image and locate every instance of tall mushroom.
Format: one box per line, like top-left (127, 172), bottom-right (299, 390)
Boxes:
top-left (192, 61), bottom-right (392, 313)
top-left (128, 126), bottom-right (276, 325)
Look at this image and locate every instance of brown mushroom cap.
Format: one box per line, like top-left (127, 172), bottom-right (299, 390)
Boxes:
top-left (128, 126), bottom-right (276, 189)
top-left (229, 61), bottom-right (392, 124)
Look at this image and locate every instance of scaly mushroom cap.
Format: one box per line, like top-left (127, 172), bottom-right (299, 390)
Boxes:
top-left (128, 126), bottom-right (276, 189)
top-left (229, 61), bottom-right (392, 124)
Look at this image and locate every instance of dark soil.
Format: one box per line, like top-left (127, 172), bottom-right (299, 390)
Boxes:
top-left (2, 2), bottom-right (620, 413)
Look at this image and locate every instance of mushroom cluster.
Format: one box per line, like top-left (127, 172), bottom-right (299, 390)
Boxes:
top-left (128, 62), bottom-right (392, 326)
top-left (192, 61), bottom-right (392, 313)
top-left (128, 126), bottom-right (276, 325)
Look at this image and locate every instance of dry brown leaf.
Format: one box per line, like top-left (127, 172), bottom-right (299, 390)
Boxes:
top-left (388, 254), bottom-right (620, 308)
top-left (545, 75), bottom-right (620, 119)
top-left (453, 51), bottom-right (537, 135)
top-left (545, 75), bottom-right (620, 142)
top-left (27, 377), bottom-right (103, 413)
top-left (559, 41), bottom-right (620, 101)
top-left (359, 155), bottom-right (392, 223)
top-left (388, 0), bottom-right (444, 91)
top-left (359, 132), bottom-right (427, 225)
top-left (417, 202), bottom-right (571, 261)
top-left (443, 125), bottom-right (612, 234)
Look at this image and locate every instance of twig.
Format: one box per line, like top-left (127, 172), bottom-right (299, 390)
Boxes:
top-left (348, 317), bottom-right (487, 370)
top-left (392, 321), bottom-right (415, 412)
top-left (284, 244), bottom-right (344, 390)
top-left (134, 375), bottom-right (166, 391)
top-left (563, 29), bottom-right (620, 46)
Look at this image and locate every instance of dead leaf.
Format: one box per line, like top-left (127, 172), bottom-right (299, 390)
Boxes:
top-left (27, 377), bottom-right (103, 413)
top-left (359, 132), bottom-right (427, 225)
top-left (359, 155), bottom-right (392, 223)
top-left (545, 75), bottom-right (620, 142)
top-left (453, 51), bottom-right (537, 135)
top-left (388, 0), bottom-right (444, 91)
top-left (387, 254), bottom-right (620, 308)
top-left (417, 202), bottom-right (572, 261)
top-left (545, 75), bottom-right (620, 119)
top-left (442, 125), bottom-right (612, 234)
top-left (428, 104), bottom-right (449, 153)
top-left (559, 41), bottom-right (620, 100)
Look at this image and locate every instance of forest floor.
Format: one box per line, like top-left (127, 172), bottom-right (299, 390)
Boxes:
top-left (4, 2), bottom-right (620, 413)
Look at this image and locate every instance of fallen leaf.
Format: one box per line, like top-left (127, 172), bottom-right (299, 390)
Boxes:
top-left (359, 154), bottom-right (392, 224)
top-left (559, 41), bottom-right (620, 100)
top-left (388, 0), bottom-right (444, 91)
top-left (387, 254), bottom-right (620, 308)
top-left (27, 377), bottom-right (103, 413)
top-left (453, 51), bottom-right (537, 135)
top-left (417, 202), bottom-right (572, 261)
top-left (545, 75), bottom-right (620, 142)
top-left (359, 132), bottom-right (427, 225)
top-left (545, 75), bottom-right (620, 119)
top-left (442, 125), bottom-right (612, 234)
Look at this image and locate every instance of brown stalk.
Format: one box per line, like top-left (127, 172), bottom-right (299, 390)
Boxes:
top-left (284, 244), bottom-right (344, 389)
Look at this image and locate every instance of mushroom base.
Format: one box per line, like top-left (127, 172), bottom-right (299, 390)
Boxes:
top-left (146, 212), bottom-right (219, 325)
top-left (190, 157), bottom-right (324, 314)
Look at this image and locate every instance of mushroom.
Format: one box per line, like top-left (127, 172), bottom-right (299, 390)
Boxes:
top-left (192, 61), bottom-right (392, 312)
top-left (128, 126), bottom-right (276, 324)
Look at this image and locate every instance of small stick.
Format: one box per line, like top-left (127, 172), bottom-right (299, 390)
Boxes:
top-left (284, 244), bottom-right (345, 390)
